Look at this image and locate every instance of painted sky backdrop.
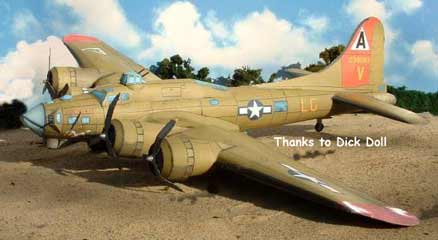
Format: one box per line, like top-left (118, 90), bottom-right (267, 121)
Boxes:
top-left (0, 0), bottom-right (437, 104)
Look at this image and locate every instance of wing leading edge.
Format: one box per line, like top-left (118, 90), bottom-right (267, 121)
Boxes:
top-left (142, 111), bottom-right (419, 226)
top-left (63, 34), bottom-right (161, 81)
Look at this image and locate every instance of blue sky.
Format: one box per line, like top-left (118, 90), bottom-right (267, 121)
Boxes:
top-left (0, 0), bottom-right (437, 103)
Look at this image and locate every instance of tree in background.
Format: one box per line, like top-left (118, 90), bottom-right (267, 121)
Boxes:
top-left (388, 86), bottom-right (438, 115)
top-left (230, 66), bottom-right (264, 86)
top-left (268, 73), bottom-right (277, 83)
top-left (319, 44), bottom-right (345, 65)
top-left (305, 44), bottom-right (345, 72)
top-left (150, 54), bottom-right (211, 81)
top-left (0, 100), bottom-right (27, 129)
top-left (304, 61), bottom-right (326, 73)
top-left (150, 54), bottom-right (266, 86)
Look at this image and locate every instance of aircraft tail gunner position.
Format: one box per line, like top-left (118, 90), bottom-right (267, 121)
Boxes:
top-left (21, 17), bottom-right (426, 227)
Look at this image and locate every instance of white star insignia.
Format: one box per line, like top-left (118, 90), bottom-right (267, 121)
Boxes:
top-left (248, 100), bottom-right (264, 119)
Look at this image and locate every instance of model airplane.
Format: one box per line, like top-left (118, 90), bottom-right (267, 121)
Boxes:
top-left (21, 17), bottom-right (426, 226)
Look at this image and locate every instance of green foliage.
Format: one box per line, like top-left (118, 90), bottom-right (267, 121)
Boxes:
top-left (150, 54), bottom-right (211, 81)
top-left (150, 54), bottom-right (267, 86)
top-left (304, 63), bottom-right (326, 73)
top-left (388, 85), bottom-right (438, 115)
top-left (305, 44), bottom-right (345, 72)
top-left (0, 100), bottom-right (27, 129)
top-left (268, 73), bottom-right (277, 83)
top-left (319, 44), bottom-right (345, 65)
top-left (230, 66), bottom-right (264, 87)
top-left (196, 67), bottom-right (210, 81)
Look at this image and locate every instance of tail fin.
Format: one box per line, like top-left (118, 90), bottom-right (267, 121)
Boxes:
top-left (263, 17), bottom-right (385, 92)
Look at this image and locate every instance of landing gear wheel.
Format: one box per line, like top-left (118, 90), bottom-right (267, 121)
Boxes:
top-left (315, 119), bottom-right (324, 132)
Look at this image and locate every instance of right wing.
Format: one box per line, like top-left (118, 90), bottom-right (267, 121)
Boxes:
top-left (141, 111), bottom-right (419, 226)
top-left (63, 34), bottom-right (161, 81)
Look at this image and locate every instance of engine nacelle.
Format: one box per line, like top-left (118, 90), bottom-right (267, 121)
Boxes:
top-left (111, 119), bottom-right (221, 181)
top-left (160, 135), bottom-right (221, 181)
top-left (48, 67), bottom-right (103, 97)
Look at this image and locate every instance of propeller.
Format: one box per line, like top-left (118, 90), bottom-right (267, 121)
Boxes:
top-left (57, 84), bottom-right (69, 98)
top-left (42, 48), bottom-right (56, 98)
top-left (68, 112), bottom-right (81, 134)
top-left (41, 48), bottom-right (69, 99)
top-left (21, 115), bottom-right (44, 129)
top-left (101, 93), bottom-right (121, 161)
top-left (142, 119), bottom-right (183, 192)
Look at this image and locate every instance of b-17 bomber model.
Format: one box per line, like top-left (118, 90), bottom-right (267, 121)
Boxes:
top-left (21, 17), bottom-right (427, 226)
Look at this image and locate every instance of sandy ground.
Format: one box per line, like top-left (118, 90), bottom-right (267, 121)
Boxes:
top-left (0, 114), bottom-right (437, 240)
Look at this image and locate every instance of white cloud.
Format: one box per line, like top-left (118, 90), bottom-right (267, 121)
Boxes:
top-left (345, 0), bottom-right (388, 21)
top-left (53, 0), bottom-right (142, 47)
top-left (344, 0), bottom-right (398, 44)
top-left (386, 0), bottom-right (422, 15)
top-left (12, 10), bottom-right (44, 40)
top-left (301, 16), bottom-right (329, 33)
top-left (344, 0), bottom-right (423, 45)
top-left (140, 2), bottom-right (322, 71)
top-left (205, 11), bottom-right (229, 40)
top-left (411, 40), bottom-right (438, 76)
top-left (0, 36), bottom-right (78, 104)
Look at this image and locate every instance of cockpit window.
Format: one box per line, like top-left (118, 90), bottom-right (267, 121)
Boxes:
top-left (120, 71), bottom-right (145, 85)
top-left (107, 95), bottom-right (117, 103)
top-left (194, 80), bottom-right (228, 91)
top-left (91, 90), bottom-right (107, 104)
top-left (120, 93), bottom-right (130, 101)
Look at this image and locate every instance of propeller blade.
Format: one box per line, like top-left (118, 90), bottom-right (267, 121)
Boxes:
top-left (68, 112), bottom-right (81, 133)
top-left (57, 84), bottom-right (69, 98)
top-left (102, 93), bottom-right (120, 162)
top-left (21, 115), bottom-right (44, 129)
top-left (103, 93), bottom-right (120, 134)
top-left (142, 154), bottom-right (183, 192)
top-left (43, 80), bottom-right (57, 99)
top-left (148, 120), bottom-right (176, 157)
top-left (143, 119), bottom-right (182, 192)
top-left (58, 136), bottom-right (86, 149)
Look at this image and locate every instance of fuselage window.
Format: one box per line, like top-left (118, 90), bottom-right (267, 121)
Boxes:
top-left (107, 95), bottom-right (116, 103)
top-left (274, 100), bottom-right (288, 112)
top-left (55, 112), bottom-right (62, 124)
top-left (120, 93), bottom-right (130, 102)
top-left (68, 116), bottom-right (78, 125)
top-left (81, 116), bottom-right (90, 125)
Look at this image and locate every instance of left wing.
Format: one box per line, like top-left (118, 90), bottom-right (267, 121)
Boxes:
top-left (142, 112), bottom-right (419, 226)
top-left (63, 34), bottom-right (161, 81)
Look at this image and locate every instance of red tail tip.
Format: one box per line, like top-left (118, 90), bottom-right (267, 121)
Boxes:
top-left (63, 34), bottom-right (99, 43)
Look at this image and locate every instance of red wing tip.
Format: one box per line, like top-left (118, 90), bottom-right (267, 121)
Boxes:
top-left (63, 34), bottom-right (100, 43)
top-left (342, 201), bottom-right (419, 226)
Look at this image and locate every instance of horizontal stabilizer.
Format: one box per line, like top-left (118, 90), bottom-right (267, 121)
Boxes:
top-left (333, 92), bottom-right (428, 125)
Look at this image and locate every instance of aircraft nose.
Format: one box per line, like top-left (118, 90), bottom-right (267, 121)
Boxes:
top-left (20, 104), bottom-right (46, 137)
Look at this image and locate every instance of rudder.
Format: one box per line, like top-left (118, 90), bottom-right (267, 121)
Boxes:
top-left (261, 17), bottom-right (385, 92)
top-left (340, 17), bottom-right (384, 92)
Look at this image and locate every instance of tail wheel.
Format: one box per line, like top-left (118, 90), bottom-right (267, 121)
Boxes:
top-left (315, 119), bottom-right (324, 132)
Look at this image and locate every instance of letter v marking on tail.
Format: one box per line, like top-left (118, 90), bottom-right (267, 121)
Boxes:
top-left (357, 66), bottom-right (365, 81)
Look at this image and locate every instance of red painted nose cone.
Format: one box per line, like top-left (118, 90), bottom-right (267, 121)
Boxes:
top-left (342, 201), bottom-right (419, 226)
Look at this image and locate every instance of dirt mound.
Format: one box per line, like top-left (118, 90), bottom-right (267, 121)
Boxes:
top-left (0, 114), bottom-right (437, 239)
